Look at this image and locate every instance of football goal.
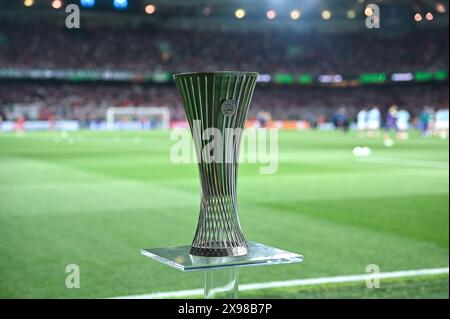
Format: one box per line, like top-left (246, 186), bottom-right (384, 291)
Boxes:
top-left (106, 106), bottom-right (170, 130)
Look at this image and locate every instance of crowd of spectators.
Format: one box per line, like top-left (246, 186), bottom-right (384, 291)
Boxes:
top-left (0, 19), bottom-right (447, 74)
top-left (0, 19), bottom-right (448, 124)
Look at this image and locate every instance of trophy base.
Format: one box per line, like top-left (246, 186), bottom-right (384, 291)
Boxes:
top-left (141, 241), bottom-right (303, 299)
top-left (141, 241), bottom-right (303, 272)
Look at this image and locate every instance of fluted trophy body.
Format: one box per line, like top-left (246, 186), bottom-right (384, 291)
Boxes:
top-left (174, 72), bottom-right (258, 257)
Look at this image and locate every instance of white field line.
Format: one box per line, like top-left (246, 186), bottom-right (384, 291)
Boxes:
top-left (110, 267), bottom-right (449, 299)
top-left (357, 157), bottom-right (449, 169)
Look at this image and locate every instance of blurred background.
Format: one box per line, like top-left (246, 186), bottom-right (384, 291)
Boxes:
top-left (0, 0), bottom-right (448, 299)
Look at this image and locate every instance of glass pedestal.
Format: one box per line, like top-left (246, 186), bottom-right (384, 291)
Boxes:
top-left (141, 241), bottom-right (303, 299)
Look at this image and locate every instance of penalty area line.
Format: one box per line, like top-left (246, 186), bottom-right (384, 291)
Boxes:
top-left (110, 267), bottom-right (449, 299)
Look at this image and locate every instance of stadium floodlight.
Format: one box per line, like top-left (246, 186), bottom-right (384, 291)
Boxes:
top-left (235, 8), bottom-right (246, 19)
top-left (106, 107), bottom-right (170, 130)
top-left (113, 0), bottom-right (128, 10)
top-left (23, 0), bottom-right (34, 7)
top-left (266, 10), bottom-right (277, 20)
top-left (322, 10), bottom-right (332, 20)
top-left (141, 72), bottom-right (303, 299)
top-left (145, 4), bottom-right (156, 15)
top-left (364, 6), bottom-right (374, 16)
top-left (436, 3), bottom-right (446, 13)
top-left (80, 0), bottom-right (95, 8)
top-left (51, 0), bottom-right (62, 9)
top-left (290, 10), bottom-right (301, 20)
top-left (347, 10), bottom-right (356, 19)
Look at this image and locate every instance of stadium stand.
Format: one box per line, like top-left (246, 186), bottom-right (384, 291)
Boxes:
top-left (0, 20), bottom-right (447, 73)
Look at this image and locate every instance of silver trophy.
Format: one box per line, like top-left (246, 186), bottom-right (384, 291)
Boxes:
top-left (141, 71), bottom-right (303, 299)
top-left (174, 71), bottom-right (258, 257)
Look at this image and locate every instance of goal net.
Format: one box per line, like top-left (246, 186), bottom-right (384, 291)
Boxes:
top-left (106, 107), bottom-right (170, 130)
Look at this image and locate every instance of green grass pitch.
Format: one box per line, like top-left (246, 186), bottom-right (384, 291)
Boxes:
top-left (0, 130), bottom-right (448, 298)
